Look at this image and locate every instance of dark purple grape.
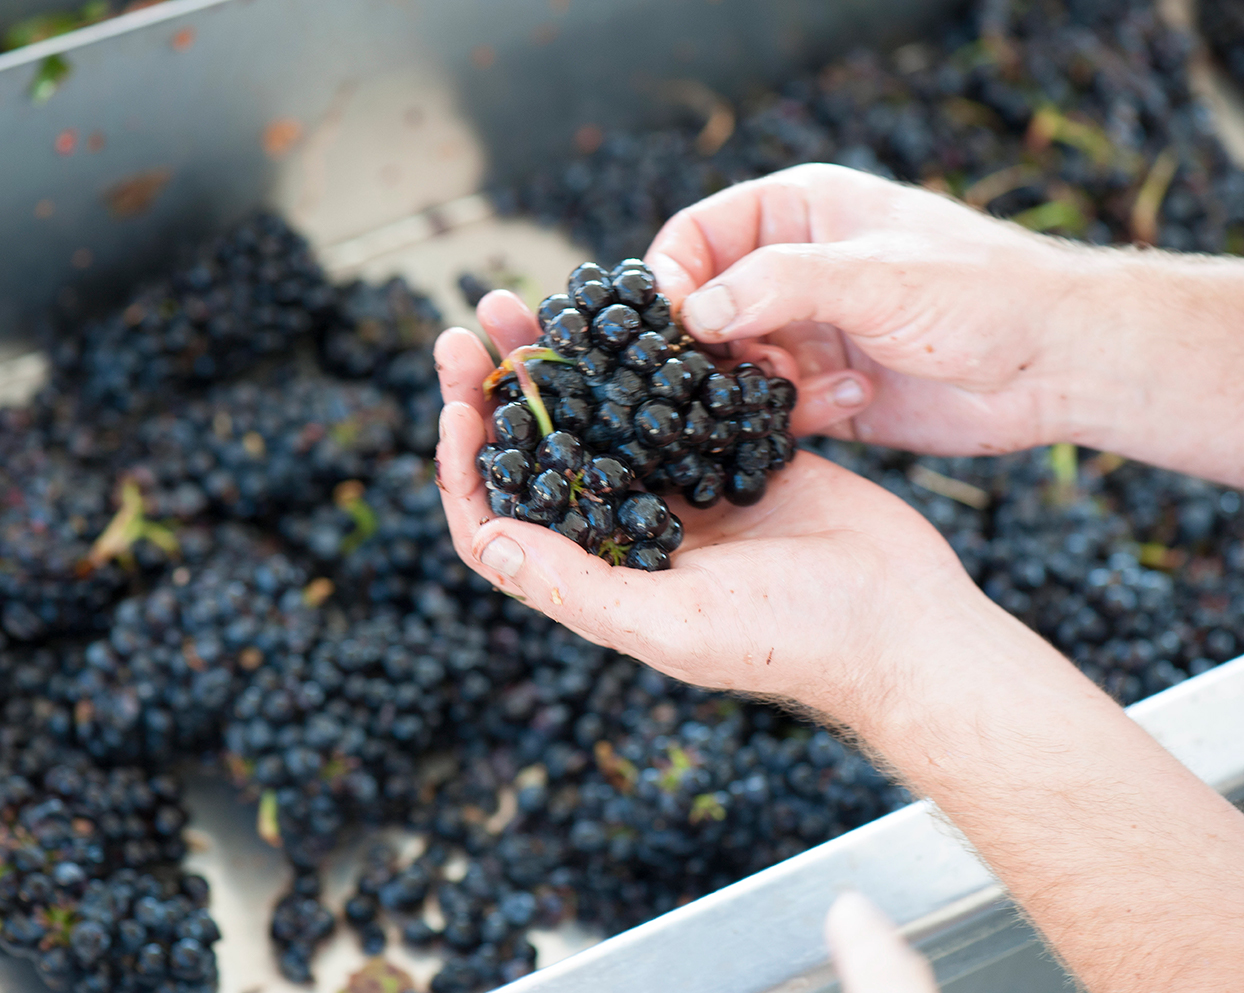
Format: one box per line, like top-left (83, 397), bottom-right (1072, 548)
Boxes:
top-left (475, 443), bottom-right (502, 477)
top-left (684, 466), bottom-right (725, 509)
top-left (489, 449), bottom-right (534, 493)
top-left (649, 358), bottom-right (693, 403)
top-left (545, 309), bottom-right (592, 355)
top-left (725, 469), bottom-right (767, 507)
top-left (612, 439), bottom-right (662, 477)
top-left (582, 457), bottom-right (634, 495)
top-left (734, 439), bottom-right (772, 474)
top-left (595, 368), bottom-right (645, 406)
top-left (613, 268), bottom-right (657, 309)
top-left (515, 501), bottom-right (559, 524)
top-left (768, 377), bottom-right (797, 411)
top-left (493, 402), bottom-right (538, 450)
top-left (619, 332), bottom-right (670, 373)
top-left (702, 372), bottom-right (741, 417)
top-left (704, 418), bottom-right (739, 455)
top-left (552, 509), bottom-right (592, 548)
top-left (608, 258), bottom-right (649, 281)
top-left (644, 467), bottom-right (678, 495)
top-left (489, 490), bottom-right (518, 517)
top-left (536, 432), bottom-right (586, 473)
top-left (654, 515), bottom-right (684, 552)
top-left (529, 470), bottom-right (570, 511)
top-left (679, 350), bottom-right (715, 391)
top-left (553, 396), bottom-right (591, 433)
top-left (681, 401), bottom-right (713, 445)
top-left (625, 544), bottom-right (671, 572)
top-left (568, 262), bottom-right (610, 295)
top-left (592, 304), bottom-right (641, 351)
top-left (617, 492), bottom-right (669, 540)
top-left (634, 401), bottom-right (683, 447)
top-left (528, 362), bottom-right (587, 397)
top-left (642, 293), bottom-right (672, 331)
top-left (735, 364), bottom-right (771, 411)
top-left (537, 293), bottom-right (575, 328)
top-left (737, 410), bottom-right (772, 440)
top-left (573, 280), bottom-right (613, 315)
top-left (666, 451), bottom-right (704, 487)
top-left (769, 431), bottom-right (796, 469)
top-left (576, 347), bottom-right (615, 380)
top-left (491, 374), bottom-right (523, 403)
top-left (596, 401), bottom-right (634, 441)
top-left (580, 498), bottom-right (616, 539)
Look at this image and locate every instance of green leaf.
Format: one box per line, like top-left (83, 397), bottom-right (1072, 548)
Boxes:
top-left (258, 789), bottom-right (281, 847)
top-left (1012, 199), bottom-right (1088, 236)
top-left (690, 792), bottom-right (727, 824)
top-left (29, 54), bottom-right (72, 104)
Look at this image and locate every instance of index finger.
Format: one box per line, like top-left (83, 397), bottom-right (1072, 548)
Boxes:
top-left (644, 163), bottom-right (897, 309)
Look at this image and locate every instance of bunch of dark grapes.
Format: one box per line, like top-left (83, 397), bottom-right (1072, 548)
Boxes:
top-left (123, 376), bottom-right (408, 523)
top-left (0, 690), bottom-right (217, 993)
top-left (47, 213), bottom-right (338, 418)
top-left (321, 278), bottom-right (446, 456)
top-left (505, 0), bottom-right (1244, 261)
top-left (0, 450), bottom-right (173, 644)
top-left (476, 260), bottom-right (797, 571)
top-left (29, 526), bottom-right (321, 767)
top-left (278, 454), bottom-right (479, 609)
top-left (1201, 0), bottom-right (1244, 89)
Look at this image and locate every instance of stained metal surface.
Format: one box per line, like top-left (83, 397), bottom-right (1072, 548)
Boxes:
top-left (0, 0), bottom-right (963, 343)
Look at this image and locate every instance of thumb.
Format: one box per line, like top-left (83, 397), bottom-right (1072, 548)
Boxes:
top-left (468, 516), bottom-right (708, 669)
top-left (679, 240), bottom-right (902, 345)
top-left (825, 891), bottom-right (938, 993)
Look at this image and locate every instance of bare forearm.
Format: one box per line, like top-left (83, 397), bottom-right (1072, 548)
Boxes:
top-left (825, 594), bottom-right (1244, 993)
top-left (1056, 249), bottom-right (1244, 486)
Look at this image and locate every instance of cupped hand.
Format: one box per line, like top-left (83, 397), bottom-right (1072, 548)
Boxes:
top-left (646, 162), bottom-right (1104, 456)
top-left (433, 292), bottom-right (978, 725)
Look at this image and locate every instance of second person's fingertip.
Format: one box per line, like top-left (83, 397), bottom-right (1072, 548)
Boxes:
top-left (683, 283), bottom-right (737, 337)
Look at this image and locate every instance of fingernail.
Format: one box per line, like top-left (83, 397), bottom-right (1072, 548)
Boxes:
top-left (480, 535), bottom-right (524, 577)
top-left (831, 377), bottom-right (864, 407)
top-left (683, 284), bottom-right (737, 336)
top-left (438, 406), bottom-right (448, 440)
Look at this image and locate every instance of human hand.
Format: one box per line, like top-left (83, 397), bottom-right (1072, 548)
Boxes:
top-left (826, 892), bottom-right (937, 993)
top-left (645, 162), bottom-right (1104, 456)
top-left (433, 293), bottom-right (982, 725)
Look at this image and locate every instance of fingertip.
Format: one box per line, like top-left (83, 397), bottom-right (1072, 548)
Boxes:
top-left (825, 891), bottom-right (937, 993)
top-left (790, 371), bottom-right (873, 436)
top-left (477, 289), bottom-right (541, 355)
top-left (644, 250), bottom-right (698, 308)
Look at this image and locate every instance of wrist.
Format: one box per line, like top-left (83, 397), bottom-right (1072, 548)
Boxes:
top-left (798, 568), bottom-right (1027, 740)
top-left (1045, 247), bottom-right (1244, 477)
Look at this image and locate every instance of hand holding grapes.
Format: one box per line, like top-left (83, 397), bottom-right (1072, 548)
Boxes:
top-left (434, 293), bottom-right (979, 726)
top-left (646, 162), bottom-right (1104, 455)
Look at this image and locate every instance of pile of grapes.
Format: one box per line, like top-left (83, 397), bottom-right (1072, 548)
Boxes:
top-left (1200, 0), bottom-right (1244, 91)
top-left (4, 0), bottom-right (1244, 991)
top-left (0, 215), bottom-right (904, 993)
top-left (477, 261), bottom-right (797, 571)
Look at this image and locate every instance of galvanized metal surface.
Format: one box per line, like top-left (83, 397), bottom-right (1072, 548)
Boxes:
top-left (0, 0), bottom-right (963, 344)
top-left (4, 1), bottom-right (1244, 991)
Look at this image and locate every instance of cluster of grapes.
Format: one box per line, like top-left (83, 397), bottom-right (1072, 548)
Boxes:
top-left (0, 671), bottom-right (217, 993)
top-left (476, 261), bottom-right (797, 571)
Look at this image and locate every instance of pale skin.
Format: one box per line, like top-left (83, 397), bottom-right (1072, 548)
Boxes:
top-left (434, 163), bottom-right (1244, 992)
